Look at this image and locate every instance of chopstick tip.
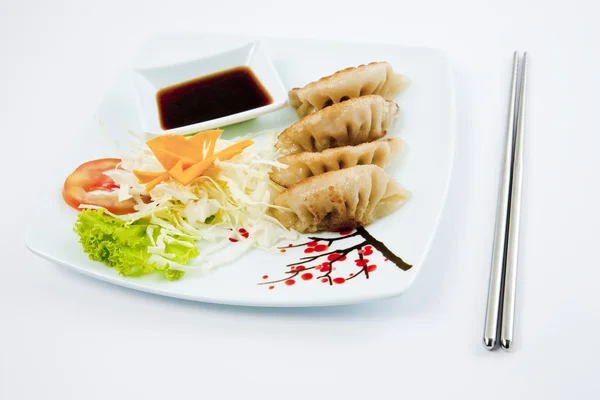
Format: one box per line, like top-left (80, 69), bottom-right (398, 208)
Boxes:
top-left (500, 338), bottom-right (513, 351)
top-left (483, 337), bottom-right (496, 350)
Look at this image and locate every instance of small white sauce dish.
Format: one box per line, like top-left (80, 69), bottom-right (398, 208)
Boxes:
top-left (131, 41), bottom-right (288, 136)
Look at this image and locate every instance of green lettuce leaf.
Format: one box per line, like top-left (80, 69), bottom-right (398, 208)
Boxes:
top-left (74, 209), bottom-right (198, 281)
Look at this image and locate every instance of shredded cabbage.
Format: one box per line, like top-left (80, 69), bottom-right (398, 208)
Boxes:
top-left (95, 130), bottom-right (298, 274)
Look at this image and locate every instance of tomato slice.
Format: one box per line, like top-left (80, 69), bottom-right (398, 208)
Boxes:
top-left (62, 158), bottom-right (137, 215)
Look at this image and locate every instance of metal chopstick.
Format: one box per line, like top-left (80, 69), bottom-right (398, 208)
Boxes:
top-left (483, 52), bottom-right (520, 350)
top-left (500, 52), bottom-right (528, 351)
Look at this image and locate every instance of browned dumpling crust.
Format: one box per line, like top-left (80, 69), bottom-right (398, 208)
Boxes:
top-left (271, 138), bottom-right (403, 188)
top-left (271, 165), bottom-right (411, 233)
top-left (275, 95), bottom-right (399, 156)
top-left (288, 62), bottom-right (407, 117)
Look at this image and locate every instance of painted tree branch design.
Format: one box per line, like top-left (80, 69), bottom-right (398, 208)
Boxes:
top-left (259, 227), bottom-right (412, 289)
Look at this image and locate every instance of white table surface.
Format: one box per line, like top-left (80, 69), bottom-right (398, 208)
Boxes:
top-left (2, 1), bottom-right (599, 398)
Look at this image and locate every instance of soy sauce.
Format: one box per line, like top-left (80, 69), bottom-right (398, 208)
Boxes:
top-left (157, 66), bottom-right (273, 130)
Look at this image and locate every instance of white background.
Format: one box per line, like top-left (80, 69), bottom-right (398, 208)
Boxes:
top-left (1, 0), bottom-right (599, 399)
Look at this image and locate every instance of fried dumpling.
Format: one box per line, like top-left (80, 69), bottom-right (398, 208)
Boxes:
top-left (288, 62), bottom-right (407, 117)
top-left (275, 95), bottom-right (399, 156)
top-left (271, 138), bottom-right (403, 188)
top-left (271, 165), bottom-right (410, 233)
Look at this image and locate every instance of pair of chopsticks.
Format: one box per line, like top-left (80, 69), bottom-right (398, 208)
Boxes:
top-left (483, 52), bottom-right (529, 351)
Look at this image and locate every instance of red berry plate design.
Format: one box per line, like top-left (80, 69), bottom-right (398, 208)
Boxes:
top-left (259, 227), bottom-right (412, 289)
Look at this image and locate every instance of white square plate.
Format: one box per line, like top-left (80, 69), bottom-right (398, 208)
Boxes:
top-left (25, 33), bottom-right (455, 307)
